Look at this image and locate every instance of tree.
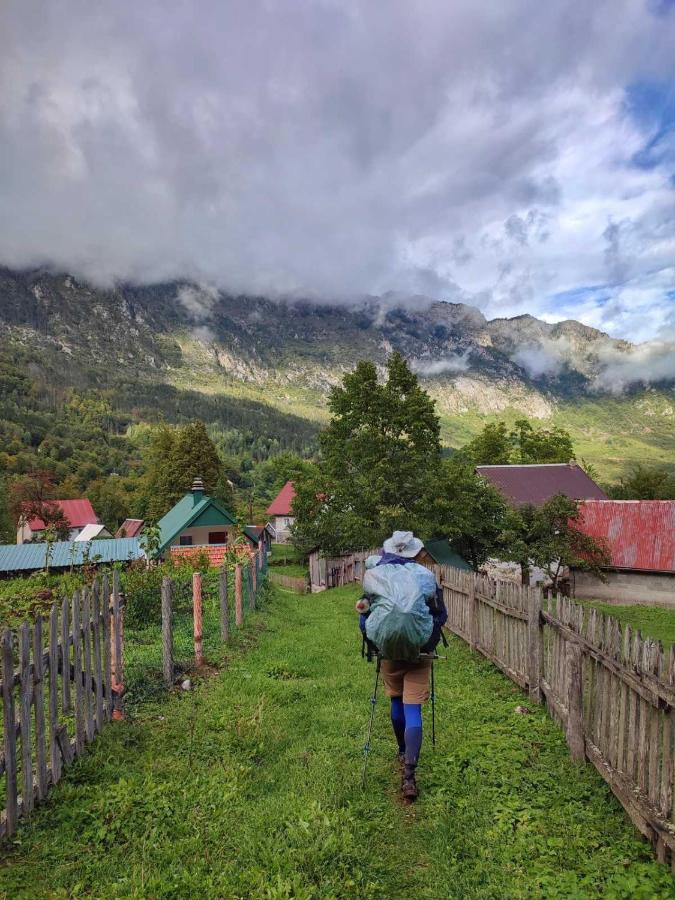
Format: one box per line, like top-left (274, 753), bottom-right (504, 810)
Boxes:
top-left (608, 464), bottom-right (675, 500)
top-left (502, 494), bottom-right (610, 589)
top-left (462, 417), bottom-right (575, 465)
top-left (293, 353), bottom-right (441, 553)
top-left (138, 421), bottom-right (228, 521)
top-left (9, 471), bottom-right (71, 541)
top-left (86, 476), bottom-right (133, 531)
top-left (0, 476), bottom-right (14, 542)
top-left (511, 419), bottom-right (575, 464)
top-left (461, 422), bottom-right (511, 465)
top-left (170, 421), bottom-right (223, 497)
top-left (426, 460), bottom-right (511, 570)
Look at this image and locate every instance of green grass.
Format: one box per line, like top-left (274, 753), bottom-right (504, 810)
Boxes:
top-left (269, 562), bottom-right (308, 579)
top-left (270, 544), bottom-right (304, 565)
top-left (0, 583), bottom-right (672, 898)
top-left (579, 600), bottom-right (675, 649)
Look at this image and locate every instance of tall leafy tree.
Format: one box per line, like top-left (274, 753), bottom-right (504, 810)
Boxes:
top-left (426, 460), bottom-right (511, 570)
top-left (608, 463), bottom-right (675, 500)
top-left (9, 471), bottom-right (71, 541)
top-left (502, 494), bottom-right (610, 588)
top-left (463, 417), bottom-right (575, 465)
top-left (294, 353), bottom-right (441, 553)
top-left (0, 476), bottom-right (14, 543)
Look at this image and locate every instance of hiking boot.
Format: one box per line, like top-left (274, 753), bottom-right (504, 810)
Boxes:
top-left (402, 768), bottom-right (418, 802)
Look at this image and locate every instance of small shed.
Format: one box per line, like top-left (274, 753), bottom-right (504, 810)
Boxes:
top-left (416, 539), bottom-right (472, 571)
top-left (157, 478), bottom-right (237, 557)
top-left (74, 523), bottom-right (113, 541)
top-left (571, 500), bottom-right (675, 607)
top-left (115, 519), bottom-right (144, 538)
top-left (0, 538), bottom-right (144, 576)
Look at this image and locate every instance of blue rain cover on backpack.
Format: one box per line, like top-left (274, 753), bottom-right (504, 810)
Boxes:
top-left (363, 562), bottom-right (436, 660)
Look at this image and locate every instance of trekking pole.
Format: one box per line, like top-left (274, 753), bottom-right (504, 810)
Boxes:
top-left (431, 659), bottom-right (436, 748)
top-left (361, 655), bottom-right (382, 788)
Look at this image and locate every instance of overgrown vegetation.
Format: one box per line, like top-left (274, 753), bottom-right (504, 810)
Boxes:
top-left (0, 584), bottom-right (672, 898)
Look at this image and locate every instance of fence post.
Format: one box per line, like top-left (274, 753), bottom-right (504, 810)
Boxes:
top-left (468, 573), bottom-right (478, 650)
top-left (161, 577), bottom-right (174, 687)
top-left (111, 570), bottom-right (124, 721)
top-left (565, 640), bottom-right (585, 762)
top-left (528, 587), bottom-right (543, 703)
top-left (2, 628), bottom-right (18, 836)
top-left (219, 568), bottom-right (229, 642)
top-left (193, 572), bottom-right (203, 667)
top-left (235, 564), bottom-right (243, 627)
top-left (250, 560), bottom-right (256, 610)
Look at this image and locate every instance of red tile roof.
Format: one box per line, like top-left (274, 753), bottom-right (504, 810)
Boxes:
top-left (266, 481), bottom-right (297, 516)
top-left (115, 518), bottom-right (144, 538)
top-left (26, 499), bottom-right (98, 531)
top-left (576, 500), bottom-right (675, 573)
top-left (476, 464), bottom-right (607, 507)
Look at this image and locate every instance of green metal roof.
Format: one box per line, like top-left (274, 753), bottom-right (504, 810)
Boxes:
top-left (0, 538), bottom-right (144, 574)
top-left (157, 491), bottom-right (237, 553)
top-left (423, 539), bottom-right (472, 570)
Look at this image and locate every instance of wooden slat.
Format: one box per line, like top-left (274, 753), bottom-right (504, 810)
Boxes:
top-left (102, 575), bottom-right (112, 720)
top-left (32, 616), bottom-right (48, 802)
top-left (82, 590), bottom-right (94, 743)
top-left (19, 623), bottom-right (33, 816)
top-left (48, 605), bottom-right (61, 784)
top-left (92, 586), bottom-right (104, 734)
top-left (72, 590), bottom-right (85, 754)
top-left (566, 640), bottom-right (585, 763)
top-left (112, 569), bottom-right (123, 689)
top-left (2, 629), bottom-right (18, 835)
top-left (648, 643), bottom-right (662, 806)
top-left (61, 596), bottom-right (71, 713)
top-left (637, 635), bottom-right (649, 795)
top-left (661, 645), bottom-right (675, 819)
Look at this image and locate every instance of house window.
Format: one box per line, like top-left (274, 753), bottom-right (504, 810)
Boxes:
top-left (208, 531), bottom-right (227, 544)
top-left (179, 535), bottom-right (193, 546)
top-left (284, 518), bottom-right (291, 527)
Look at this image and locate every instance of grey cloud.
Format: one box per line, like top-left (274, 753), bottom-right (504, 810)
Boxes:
top-left (410, 351), bottom-right (472, 377)
top-left (593, 341), bottom-right (675, 392)
top-left (0, 1), bottom-right (674, 335)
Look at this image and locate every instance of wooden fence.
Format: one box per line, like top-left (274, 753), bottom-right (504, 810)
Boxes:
top-left (268, 571), bottom-right (309, 593)
top-left (1, 572), bottom-right (123, 840)
top-left (159, 550), bottom-right (268, 688)
top-left (308, 550), bottom-right (374, 591)
top-left (427, 563), bottom-right (675, 869)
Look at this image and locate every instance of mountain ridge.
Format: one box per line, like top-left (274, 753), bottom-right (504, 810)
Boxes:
top-left (0, 267), bottom-right (673, 479)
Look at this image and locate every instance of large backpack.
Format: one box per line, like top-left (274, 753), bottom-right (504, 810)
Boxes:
top-left (363, 562), bottom-right (437, 660)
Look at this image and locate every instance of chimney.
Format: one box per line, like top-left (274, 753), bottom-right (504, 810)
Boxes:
top-left (191, 476), bottom-right (205, 505)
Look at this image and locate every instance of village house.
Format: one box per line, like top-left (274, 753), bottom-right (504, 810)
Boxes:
top-left (17, 498), bottom-right (100, 544)
top-left (267, 481), bottom-right (296, 543)
top-left (156, 477), bottom-right (239, 565)
top-left (571, 500), bottom-right (675, 607)
top-left (115, 518), bottom-right (145, 538)
top-left (476, 462), bottom-right (607, 506)
top-left (475, 462), bottom-right (607, 586)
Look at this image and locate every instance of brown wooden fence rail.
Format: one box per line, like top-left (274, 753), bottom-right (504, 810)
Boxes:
top-left (0, 572), bottom-right (123, 840)
top-left (424, 563), bottom-right (675, 869)
top-left (268, 571), bottom-right (309, 593)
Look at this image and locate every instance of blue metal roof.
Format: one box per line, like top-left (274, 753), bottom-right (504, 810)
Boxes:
top-left (0, 538), bottom-right (145, 574)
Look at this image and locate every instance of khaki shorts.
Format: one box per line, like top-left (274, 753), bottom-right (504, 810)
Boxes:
top-left (381, 658), bottom-right (432, 704)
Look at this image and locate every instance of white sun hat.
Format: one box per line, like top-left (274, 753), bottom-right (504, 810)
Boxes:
top-left (382, 530), bottom-right (424, 559)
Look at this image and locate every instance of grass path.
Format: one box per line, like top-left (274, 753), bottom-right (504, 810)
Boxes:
top-left (1, 584), bottom-right (673, 899)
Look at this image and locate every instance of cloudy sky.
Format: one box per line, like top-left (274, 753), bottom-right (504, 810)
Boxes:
top-left (1, 1), bottom-right (674, 341)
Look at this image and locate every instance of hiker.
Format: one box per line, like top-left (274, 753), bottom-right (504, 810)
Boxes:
top-left (357, 531), bottom-right (447, 802)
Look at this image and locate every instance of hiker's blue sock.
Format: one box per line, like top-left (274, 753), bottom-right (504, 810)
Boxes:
top-left (403, 703), bottom-right (423, 767)
top-left (390, 697), bottom-right (406, 753)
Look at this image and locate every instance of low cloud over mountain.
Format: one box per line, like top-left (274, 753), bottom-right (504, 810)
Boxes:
top-left (1, 2), bottom-right (674, 340)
